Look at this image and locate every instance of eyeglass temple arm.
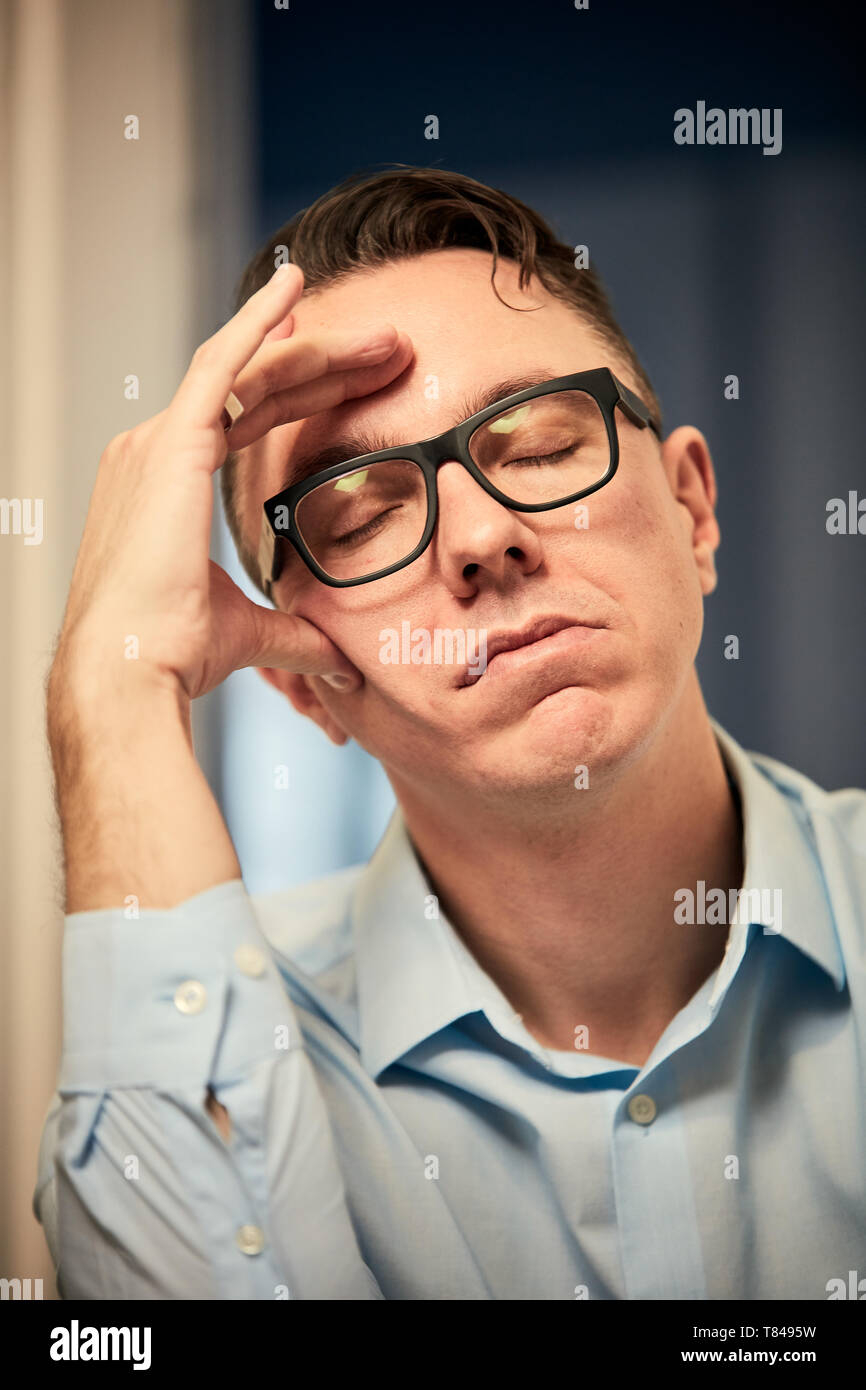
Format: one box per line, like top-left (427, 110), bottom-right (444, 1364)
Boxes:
top-left (613, 375), bottom-right (663, 439)
top-left (258, 510), bottom-right (278, 602)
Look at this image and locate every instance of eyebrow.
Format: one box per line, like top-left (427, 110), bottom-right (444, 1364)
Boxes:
top-left (273, 370), bottom-right (558, 494)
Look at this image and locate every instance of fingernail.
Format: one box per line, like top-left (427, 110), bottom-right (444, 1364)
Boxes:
top-left (322, 673), bottom-right (354, 690)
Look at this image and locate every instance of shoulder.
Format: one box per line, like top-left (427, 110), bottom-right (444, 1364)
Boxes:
top-left (247, 862), bottom-right (365, 978)
top-left (715, 716), bottom-right (866, 845)
top-left (748, 744), bottom-right (866, 953)
top-left (750, 744), bottom-right (866, 849)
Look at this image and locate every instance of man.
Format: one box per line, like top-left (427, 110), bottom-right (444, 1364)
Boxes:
top-left (35, 167), bottom-right (866, 1300)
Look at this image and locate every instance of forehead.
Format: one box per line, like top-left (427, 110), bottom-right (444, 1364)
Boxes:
top-left (292, 246), bottom-right (596, 360)
top-left (243, 247), bottom-right (607, 517)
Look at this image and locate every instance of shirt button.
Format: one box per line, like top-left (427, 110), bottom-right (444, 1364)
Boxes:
top-left (174, 980), bottom-right (207, 1015)
top-left (627, 1093), bottom-right (657, 1125)
top-left (236, 1224), bottom-right (265, 1256)
top-left (233, 944), bottom-right (267, 978)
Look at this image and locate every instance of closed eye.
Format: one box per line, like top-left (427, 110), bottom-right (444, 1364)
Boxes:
top-left (332, 506), bottom-right (402, 547)
top-left (503, 446), bottom-right (575, 467)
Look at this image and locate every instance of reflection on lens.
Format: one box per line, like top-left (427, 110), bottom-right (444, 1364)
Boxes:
top-left (469, 390), bottom-right (610, 504)
top-left (296, 459), bottom-right (427, 580)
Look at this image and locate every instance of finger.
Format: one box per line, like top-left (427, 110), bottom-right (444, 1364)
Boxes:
top-left (224, 327), bottom-right (406, 447)
top-left (226, 332), bottom-right (414, 452)
top-left (229, 323), bottom-right (401, 420)
top-left (241, 605), bottom-right (363, 689)
top-left (169, 264), bottom-right (305, 430)
top-left (263, 310), bottom-right (296, 346)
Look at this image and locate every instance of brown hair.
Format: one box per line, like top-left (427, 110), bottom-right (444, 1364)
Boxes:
top-left (220, 164), bottom-right (662, 596)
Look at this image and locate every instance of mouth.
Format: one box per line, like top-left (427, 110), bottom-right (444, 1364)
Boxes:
top-left (457, 615), bottom-right (607, 689)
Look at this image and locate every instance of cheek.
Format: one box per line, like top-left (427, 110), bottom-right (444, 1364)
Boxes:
top-left (294, 588), bottom-right (434, 698)
top-left (572, 480), bottom-right (705, 671)
top-left (295, 562), bottom-right (446, 690)
top-left (624, 493), bottom-right (705, 666)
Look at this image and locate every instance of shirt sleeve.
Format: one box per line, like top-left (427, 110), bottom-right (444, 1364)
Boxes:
top-left (32, 877), bottom-right (382, 1300)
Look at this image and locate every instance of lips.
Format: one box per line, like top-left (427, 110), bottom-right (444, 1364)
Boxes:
top-left (458, 615), bottom-right (606, 688)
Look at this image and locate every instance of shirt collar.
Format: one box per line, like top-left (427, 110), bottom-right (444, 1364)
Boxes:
top-left (352, 718), bottom-right (846, 1078)
top-left (352, 809), bottom-right (480, 1079)
top-left (708, 717), bottom-right (846, 1003)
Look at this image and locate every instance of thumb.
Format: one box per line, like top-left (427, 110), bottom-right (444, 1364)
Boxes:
top-left (242, 605), bottom-right (363, 691)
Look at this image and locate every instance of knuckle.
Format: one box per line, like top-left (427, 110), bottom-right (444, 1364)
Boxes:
top-left (190, 339), bottom-right (214, 368)
top-left (257, 352), bottom-right (278, 396)
top-left (237, 394), bottom-right (272, 443)
top-left (298, 620), bottom-right (331, 671)
top-left (101, 431), bottom-right (129, 466)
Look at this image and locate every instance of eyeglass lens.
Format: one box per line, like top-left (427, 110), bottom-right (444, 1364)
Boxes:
top-left (293, 389), bottom-right (610, 581)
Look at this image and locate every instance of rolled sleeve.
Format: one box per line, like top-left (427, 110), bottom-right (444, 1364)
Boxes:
top-left (58, 878), bottom-right (293, 1092)
top-left (35, 879), bottom-right (380, 1300)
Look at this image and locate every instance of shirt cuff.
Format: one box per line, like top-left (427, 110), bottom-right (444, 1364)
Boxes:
top-left (58, 878), bottom-right (298, 1092)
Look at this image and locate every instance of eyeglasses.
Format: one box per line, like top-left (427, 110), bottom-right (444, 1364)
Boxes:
top-left (257, 366), bottom-right (661, 594)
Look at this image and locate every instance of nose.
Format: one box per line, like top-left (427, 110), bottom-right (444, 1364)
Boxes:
top-left (433, 459), bottom-right (544, 596)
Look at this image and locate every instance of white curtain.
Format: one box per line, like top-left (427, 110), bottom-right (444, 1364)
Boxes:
top-left (0, 0), bottom-right (251, 1295)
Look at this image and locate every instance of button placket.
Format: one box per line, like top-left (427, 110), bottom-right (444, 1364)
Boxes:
top-left (233, 944), bottom-right (267, 978)
top-left (627, 1092), bottom-right (657, 1126)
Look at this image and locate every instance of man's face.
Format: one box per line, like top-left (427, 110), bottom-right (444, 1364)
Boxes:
top-left (247, 247), bottom-right (720, 803)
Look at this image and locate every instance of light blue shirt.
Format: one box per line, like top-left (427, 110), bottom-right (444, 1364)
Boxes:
top-left (34, 718), bottom-right (866, 1300)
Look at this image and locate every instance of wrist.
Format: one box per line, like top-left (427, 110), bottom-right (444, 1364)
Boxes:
top-left (48, 637), bottom-right (189, 738)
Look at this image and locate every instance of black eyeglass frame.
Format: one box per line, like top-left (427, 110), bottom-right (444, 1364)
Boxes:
top-left (258, 365), bottom-right (662, 595)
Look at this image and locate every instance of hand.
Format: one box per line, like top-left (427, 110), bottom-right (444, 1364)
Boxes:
top-left (52, 263), bottom-right (413, 702)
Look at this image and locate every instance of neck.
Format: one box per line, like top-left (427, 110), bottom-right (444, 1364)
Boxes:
top-left (391, 678), bottom-right (743, 1068)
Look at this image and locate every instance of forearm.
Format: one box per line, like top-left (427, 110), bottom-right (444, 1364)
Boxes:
top-left (47, 655), bottom-right (240, 912)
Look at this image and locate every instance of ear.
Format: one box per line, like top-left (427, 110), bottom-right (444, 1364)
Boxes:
top-left (256, 667), bottom-right (351, 746)
top-left (660, 426), bottom-right (721, 597)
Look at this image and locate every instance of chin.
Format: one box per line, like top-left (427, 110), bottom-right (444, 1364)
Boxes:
top-left (463, 686), bottom-right (618, 794)
top-left (527, 683), bottom-right (613, 749)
